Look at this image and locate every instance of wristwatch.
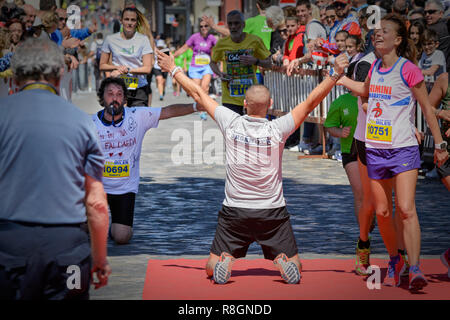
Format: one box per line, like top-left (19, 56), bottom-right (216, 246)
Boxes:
top-left (329, 67), bottom-right (342, 82)
top-left (435, 141), bottom-right (448, 150)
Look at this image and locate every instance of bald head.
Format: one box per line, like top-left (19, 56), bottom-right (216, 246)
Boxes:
top-left (22, 4), bottom-right (37, 29)
top-left (244, 85), bottom-right (272, 116)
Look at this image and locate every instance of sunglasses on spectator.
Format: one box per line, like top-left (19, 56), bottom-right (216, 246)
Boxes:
top-left (200, 25), bottom-right (209, 29)
top-left (424, 9), bottom-right (439, 15)
top-left (279, 28), bottom-right (288, 34)
top-left (59, 17), bottom-right (68, 22)
top-left (326, 15), bottom-right (336, 20)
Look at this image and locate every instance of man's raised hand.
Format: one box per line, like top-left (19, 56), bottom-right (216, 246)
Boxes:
top-left (156, 49), bottom-right (176, 73)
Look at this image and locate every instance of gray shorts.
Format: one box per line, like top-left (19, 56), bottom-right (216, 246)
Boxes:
top-left (210, 205), bottom-right (298, 260)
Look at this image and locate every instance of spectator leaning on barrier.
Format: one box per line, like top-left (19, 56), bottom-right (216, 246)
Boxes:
top-left (282, 16), bottom-right (305, 66)
top-left (265, 6), bottom-right (287, 61)
top-left (210, 10), bottom-right (272, 116)
top-left (318, 0), bottom-right (362, 56)
top-left (419, 28), bottom-right (447, 91)
top-left (0, 38), bottom-right (111, 300)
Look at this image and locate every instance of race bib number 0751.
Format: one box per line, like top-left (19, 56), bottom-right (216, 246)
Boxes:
top-left (366, 121), bottom-right (392, 144)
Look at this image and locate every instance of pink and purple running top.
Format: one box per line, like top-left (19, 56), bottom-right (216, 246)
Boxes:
top-left (366, 57), bottom-right (423, 150)
top-left (186, 33), bottom-right (217, 68)
top-left (365, 57), bottom-right (424, 179)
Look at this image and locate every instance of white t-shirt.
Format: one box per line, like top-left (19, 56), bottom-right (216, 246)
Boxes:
top-left (89, 39), bottom-right (104, 64)
top-left (92, 106), bottom-right (161, 194)
top-left (305, 19), bottom-right (327, 43)
top-left (214, 106), bottom-right (296, 209)
top-left (419, 49), bottom-right (446, 82)
top-left (101, 32), bottom-right (153, 88)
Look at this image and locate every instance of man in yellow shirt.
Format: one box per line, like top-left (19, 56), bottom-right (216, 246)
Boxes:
top-left (210, 10), bottom-right (272, 115)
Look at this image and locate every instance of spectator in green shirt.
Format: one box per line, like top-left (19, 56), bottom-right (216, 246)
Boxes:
top-left (324, 93), bottom-right (362, 224)
top-left (243, 0), bottom-right (273, 84)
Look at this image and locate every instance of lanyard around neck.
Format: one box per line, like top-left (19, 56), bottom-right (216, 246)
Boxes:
top-left (20, 82), bottom-right (57, 95)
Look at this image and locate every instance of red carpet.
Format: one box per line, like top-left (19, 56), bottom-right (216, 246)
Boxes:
top-left (142, 258), bottom-right (450, 300)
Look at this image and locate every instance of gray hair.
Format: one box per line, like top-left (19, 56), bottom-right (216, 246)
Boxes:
top-left (265, 6), bottom-right (285, 28)
top-left (425, 0), bottom-right (445, 11)
top-left (11, 38), bottom-right (65, 83)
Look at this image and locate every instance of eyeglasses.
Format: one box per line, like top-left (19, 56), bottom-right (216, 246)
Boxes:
top-left (200, 25), bottom-right (209, 29)
top-left (424, 9), bottom-right (439, 15)
top-left (59, 17), bottom-right (68, 22)
top-left (279, 28), bottom-right (288, 34)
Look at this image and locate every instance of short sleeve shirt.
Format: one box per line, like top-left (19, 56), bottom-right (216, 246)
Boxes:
top-left (186, 33), bottom-right (217, 67)
top-left (214, 106), bottom-right (295, 209)
top-left (0, 89), bottom-right (104, 224)
top-left (324, 93), bottom-right (358, 153)
top-left (93, 107), bottom-right (161, 194)
top-left (305, 20), bottom-right (327, 43)
top-left (102, 32), bottom-right (153, 88)
top-left (211, 33), bottom-right (271, 106)
top-left (419, 49), bottom-right (447, 82)
top-left (243, 15), bottom-right (272, 50)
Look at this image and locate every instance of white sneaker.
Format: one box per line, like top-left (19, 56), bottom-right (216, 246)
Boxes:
top-left (288, 146), bottom-right (300, 152)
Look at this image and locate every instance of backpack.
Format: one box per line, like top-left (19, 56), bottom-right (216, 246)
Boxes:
top-left (95, 41), bottom-right (103, 65)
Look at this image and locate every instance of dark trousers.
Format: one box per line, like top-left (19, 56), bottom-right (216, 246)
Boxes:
top-left (0, 221), bottom-right (91, 300)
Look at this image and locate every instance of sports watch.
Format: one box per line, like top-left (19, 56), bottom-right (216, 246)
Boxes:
top-left (435, 141), bottom-right (448, 150)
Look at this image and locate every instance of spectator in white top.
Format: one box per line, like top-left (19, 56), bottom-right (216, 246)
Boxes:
top-left (99, 7), bottom-right (153, 106)
top-left (419, 28), bottom-right (447, 91)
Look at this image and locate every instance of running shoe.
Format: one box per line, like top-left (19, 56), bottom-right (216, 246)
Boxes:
top-left (298, 141), bottom-right (312, 152)
top-left (399, 252), bottom-right (410, 277)
top-left (440, 248), bottom-right (450, 278)
top-left (355, 240), bottom-right (371, 276)
top-left (273, 253), bottom-right (301, 284)
top-left (383, 255), bottom-right (404, 287)
top-left (159, 95), bottom-right (164, 101)
top-left (409, 265), bottom-right (428, 290)
top-left (213, 252), bottom-right (234, 284)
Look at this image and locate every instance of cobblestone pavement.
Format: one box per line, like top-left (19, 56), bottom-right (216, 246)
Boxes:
top-left (72, 85), bottom-right (449, 300)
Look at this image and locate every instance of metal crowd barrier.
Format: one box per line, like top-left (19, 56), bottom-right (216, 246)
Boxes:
top-left (263, 67), bottom-right (426, 132)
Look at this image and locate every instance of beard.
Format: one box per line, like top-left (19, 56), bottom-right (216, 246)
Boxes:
top-left (105, 101), bottom-right (124, 116)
